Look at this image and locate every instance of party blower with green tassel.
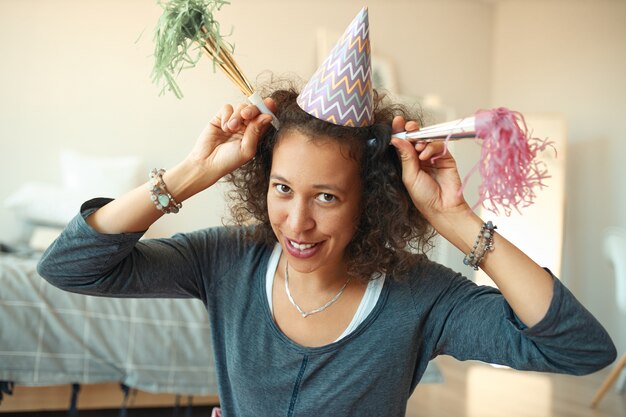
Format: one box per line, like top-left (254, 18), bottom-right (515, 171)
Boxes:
top-left (152, 0), bottom-right (280, 128)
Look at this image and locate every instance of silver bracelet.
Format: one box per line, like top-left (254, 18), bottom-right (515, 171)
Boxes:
top-left (463, 221), bottom-right (497, 270)
top-left (148, 168), bottom-right (182, 214)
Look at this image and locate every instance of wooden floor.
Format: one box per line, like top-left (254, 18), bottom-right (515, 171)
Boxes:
top-left (407, 356), bottom-right (626, 417)
top-left (0, 385), bottom-right (219, 413)
top-left (1, 356), bottom-right (624, 416)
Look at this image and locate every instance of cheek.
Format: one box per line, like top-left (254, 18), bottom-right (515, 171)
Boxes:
top-left (321, 208), bottom-right (360, 238)
top-left (266, 196), bottom-right (285, 224)
top-left (342, 204), bottom-right (362, 237)
top-left (267, 197), bottom-right (277, 223)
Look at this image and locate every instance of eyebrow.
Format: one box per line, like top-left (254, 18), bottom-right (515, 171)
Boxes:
top-left (269, 174), bottom-right (346, 194)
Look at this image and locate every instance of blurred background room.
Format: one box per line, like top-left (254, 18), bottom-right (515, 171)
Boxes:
top-left (1, 0), bottom-right (625, 415)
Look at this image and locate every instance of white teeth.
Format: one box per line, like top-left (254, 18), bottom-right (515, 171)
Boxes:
top-left (289, 240), bottom-right (316, 250)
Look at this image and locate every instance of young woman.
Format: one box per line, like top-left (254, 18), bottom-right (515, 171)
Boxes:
top-left (38, 87), bottom-right (616, 417)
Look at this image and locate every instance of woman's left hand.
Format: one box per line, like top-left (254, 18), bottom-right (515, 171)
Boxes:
top-left (389, 116), bottom-right (470, 220)
top-left (391, 117), bottom-right (558, 329)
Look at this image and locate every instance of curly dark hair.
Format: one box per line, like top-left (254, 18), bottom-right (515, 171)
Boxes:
top-left (225, 81), bottom-right (435, 281)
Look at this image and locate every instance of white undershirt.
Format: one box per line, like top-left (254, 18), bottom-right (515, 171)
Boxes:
top-left (265, 244), bottom-right (385, 342)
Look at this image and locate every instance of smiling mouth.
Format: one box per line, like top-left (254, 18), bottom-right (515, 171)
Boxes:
top-left (288, 240), bottom-right (319, 250)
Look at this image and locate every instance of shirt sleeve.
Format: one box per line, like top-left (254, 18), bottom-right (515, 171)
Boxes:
top-left (37, 198), bottom-right (211, 301)
top-left (415, 260), bottom-right (617, 375)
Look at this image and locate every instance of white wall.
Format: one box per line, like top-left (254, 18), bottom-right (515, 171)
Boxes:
top-left (0, 0), bottom-right (492, 241)
top-left (491, 0), bottom-right (626, 354)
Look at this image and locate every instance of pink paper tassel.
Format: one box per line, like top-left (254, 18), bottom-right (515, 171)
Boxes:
top-left (466, 107), bottom-right (554, 215)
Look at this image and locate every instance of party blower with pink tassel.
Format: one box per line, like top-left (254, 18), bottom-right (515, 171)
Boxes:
top-left (393, 108), bottom-right (555, 215)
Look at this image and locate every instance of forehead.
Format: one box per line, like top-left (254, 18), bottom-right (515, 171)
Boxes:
top-left (271, 130), bottom-right (361, 187)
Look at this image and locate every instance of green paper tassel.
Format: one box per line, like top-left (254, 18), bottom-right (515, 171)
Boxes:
top-left (152, 0), bottom-right (233, 98)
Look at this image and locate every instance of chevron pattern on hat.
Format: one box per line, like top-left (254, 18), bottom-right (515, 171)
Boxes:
top-left (297, 7), bottom-right (373, 127)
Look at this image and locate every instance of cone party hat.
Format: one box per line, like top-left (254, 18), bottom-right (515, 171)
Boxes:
top-left (297, 7), bottom-right (373, 127)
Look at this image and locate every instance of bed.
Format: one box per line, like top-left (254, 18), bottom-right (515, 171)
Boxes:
top-left (0, 249), bottom-right (220, 411)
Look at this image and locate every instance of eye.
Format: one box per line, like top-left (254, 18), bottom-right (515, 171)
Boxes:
top-left (274, 184), bottom-right (291, 195)
top-left (316, 193), bottom-right (337, 203)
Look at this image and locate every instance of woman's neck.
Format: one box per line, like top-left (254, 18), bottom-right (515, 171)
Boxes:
top-left (279, 255), bottom-right (351, 294)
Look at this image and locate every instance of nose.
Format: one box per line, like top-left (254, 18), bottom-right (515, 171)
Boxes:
top-left (287, 197), bottom-right (315, 234)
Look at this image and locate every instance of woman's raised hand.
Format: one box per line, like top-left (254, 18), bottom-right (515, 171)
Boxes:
top-left (389, 115), bottom-right (469, 222)
top-left (83, 99), bottom-right (276, 234)
top-left (185, 99), bottom-right (276, 187)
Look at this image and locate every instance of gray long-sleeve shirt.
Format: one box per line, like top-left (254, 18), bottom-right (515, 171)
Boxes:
top-left (38, 198), bottom-right (617, 417)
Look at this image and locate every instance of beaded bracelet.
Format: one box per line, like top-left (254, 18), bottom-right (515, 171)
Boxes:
top-left (148, 168), bottom-right (182, 214)
top-left (463, 221), bottom-right (497, 270)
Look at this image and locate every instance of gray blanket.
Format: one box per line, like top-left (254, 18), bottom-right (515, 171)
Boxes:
top-left (0, 253), bottom-right (217, 395)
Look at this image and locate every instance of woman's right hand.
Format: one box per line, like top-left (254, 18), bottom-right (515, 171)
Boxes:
top-left (83, 99), bottom-right (276, 235)
top-left (185, 98), bottom-right (276, 187)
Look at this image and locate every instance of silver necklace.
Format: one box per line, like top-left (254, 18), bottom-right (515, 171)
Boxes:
top-left (284, 262), bottom-right (351, 318)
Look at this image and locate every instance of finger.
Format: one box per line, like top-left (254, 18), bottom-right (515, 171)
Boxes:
top-left (405, 120), bottom-right (420, 132)
top-left (413, 142), bottom-right (427, 152)
top-left (242, 97), bottom-right (278, 122)
top-left (390, 137), bottom-right (421, 180)
top-left (240, 115), bottom-right (273, 161)
top-left (209, 112), bottom-right (222, 128)
top-left (219, 105), bottom-right (234, 131)
top-left (264, 97), bottom-right (278, 113)
top-left (210, 105), bottom-right (232, 129)
top-left (391, 115), bottom-right (406, 134)
top-left (227, 103), bottom-right (248, 131)
top-left (418, 142), bottom-right (447, 161)
top-left (241, 103), bottom-right (261, 120)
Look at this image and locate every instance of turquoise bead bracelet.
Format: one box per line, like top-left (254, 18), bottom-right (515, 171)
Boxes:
top-left (148, 168), bottom-right (182, 214)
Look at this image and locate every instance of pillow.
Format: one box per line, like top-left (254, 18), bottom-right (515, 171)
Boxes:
top-left (60, 150), bottom-right (144, 197)
top-left (4, 182), bottom-right (86, 226)
top-left (5, 151), bottom-right (144, 228)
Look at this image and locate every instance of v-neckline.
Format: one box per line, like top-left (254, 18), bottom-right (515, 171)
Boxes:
top-left (259, 244), bottom-right (390, 353)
